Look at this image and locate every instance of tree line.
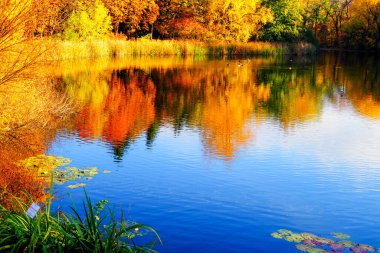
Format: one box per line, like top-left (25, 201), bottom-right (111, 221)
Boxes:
top-left (5, 0), bottom-right (380, 49)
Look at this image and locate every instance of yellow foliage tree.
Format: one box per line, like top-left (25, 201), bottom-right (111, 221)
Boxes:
top-left (207, 0), bottom-right (273, 42)
top-left (102, 0), bottom-right (159, 36)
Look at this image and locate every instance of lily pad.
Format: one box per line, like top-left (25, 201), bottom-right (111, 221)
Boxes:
top-left (19, 155), bottom-right (72, 176)
top-left (285, 234), bottom-right (304, 243)
top-left (273, 229), bottom-right (378, 253)
top-left (54, 167), bottom-right (99, 184)
top-left (329, 243), bottom-right (346, 251)
top-left (302, 239), bottom-right (320, 247)
top-left (271, 232), bottom-right (284, 239)
top-left (296, 244), bottom-right (313, 252)
top-left (278, 229), bottom-right (293, 235)
top-left (357, 244), bottom-right (375, 252)
top-left (67, 183), bottom-right (86, 189)
top-left (351, 247), bottom-right (368, 253)
top-left (332, 233), bottom-right (351, 239)
top-left (300, 233), bottom-right (318, 240)
top-left (272, 229), bottom-right (294, 239)
top-left (314, 237), bottom-right (334, 246)
top-left (338, 240), bottom-right (356, 248)
top-left (295, 244), bottom-right (326, 253)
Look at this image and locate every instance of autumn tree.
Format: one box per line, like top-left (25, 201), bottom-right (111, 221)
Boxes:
top-left (207, 0), bottom-right (273, 42)
top-left (154, 0), bottom-right (208, 39)
top-left (0, 0), bottom-right (44, 86)
top-left (102, 0), bottom-right (158, 37)
top-left (344, 0), bottom-right (380, 49)
top-left (325, 0), bottom-right (353, 46)
top-left (63, 0), bottom-right (112, 40)
top-left (30, 0), bottom-right (72, 37)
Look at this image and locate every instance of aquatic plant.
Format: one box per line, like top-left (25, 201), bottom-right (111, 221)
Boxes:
top-left (19, 155), bottom-right (110, 189)
top-left (271, 229), bottom-right (378, 253)
top-left (0, 191), bottom-right (161, 252)
top-left (332, 233), bottom-right (351, 239)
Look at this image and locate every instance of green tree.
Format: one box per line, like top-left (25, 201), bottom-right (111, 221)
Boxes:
top-left (260, 0), bottom-right (305, 42)
top-left (63, 0), bottom-right (112, 40)
top-left (303, 0), bottom-right (331, 39)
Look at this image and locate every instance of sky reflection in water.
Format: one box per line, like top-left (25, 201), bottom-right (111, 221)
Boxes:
top-left (44, 53), bottom-right (380, 252)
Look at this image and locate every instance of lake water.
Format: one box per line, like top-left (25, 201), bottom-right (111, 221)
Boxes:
top-left (40, 52), bottom-right (380, 252)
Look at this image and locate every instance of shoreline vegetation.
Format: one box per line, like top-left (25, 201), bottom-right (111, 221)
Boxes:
top-left (0, 155), bottom-right (161, 252)
top-left (40, 39), bottom-right (316, 61)
top-left (0, 191), bottom-right (161, 252)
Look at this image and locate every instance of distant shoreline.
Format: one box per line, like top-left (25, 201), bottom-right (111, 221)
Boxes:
top-left (32, 38), bottom-right (317, 61)
top-left (319, 47), bottom-right (379, 53)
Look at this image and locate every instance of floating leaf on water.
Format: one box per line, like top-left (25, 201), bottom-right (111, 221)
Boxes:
top-left (274, 229), bottom-right (377, 253)
top-left (272, 229), bottom-right (295, 239)
top-left (308, 248), bottom-right (327, 253)
top-left (302, 239), bottom-right (320, 247)
top-left (53, 167), bottom-right (99, 184)
top-left (278, 229), bottom-right (293, 235)
top-left (271, 232), bottom-right (284, 239)
top-left (103, 170), bottom-right (111, 174)
top-left (357, 244), bottom-right (375, 252)
top-left (19, 155), bottom-right (72, 176)
top-left (351, 247), bottom-right (368, 253)
top-left (295, 244), bottom-right (327, 253)
top-left (329, 243), bottom-right (346, 251)
top-left (300, 233), bottom-right (318, 240)
top-left (67, 183), bottom-right (86, 189)
top-left (338, 240), bottom-right (356, 248)
top-left (285, 234), bottom-right (304, 243)
top-left (314, 236), bottom-right (334, 246)
top-left (332, 233), bottom-right (351, 239)
top-left (296, 244), bottom-right (312, 252)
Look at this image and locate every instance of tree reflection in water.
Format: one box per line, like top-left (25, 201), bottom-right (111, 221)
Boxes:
top-left (59, 53), bottom-right (380, 161)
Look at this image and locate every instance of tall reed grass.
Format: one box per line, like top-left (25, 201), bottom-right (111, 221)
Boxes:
top-left (40, 39), bottom-right (316, 61)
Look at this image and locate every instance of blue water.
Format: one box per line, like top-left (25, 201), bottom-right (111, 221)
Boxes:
top-left (48, 53), bottom-right (380, 252)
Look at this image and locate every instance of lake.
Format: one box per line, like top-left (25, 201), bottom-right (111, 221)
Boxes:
top-left (25, 52), bottom-right (380, 252)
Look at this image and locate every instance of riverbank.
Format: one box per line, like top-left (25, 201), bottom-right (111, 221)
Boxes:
top-left (37, 39), bottom-right (316, 61)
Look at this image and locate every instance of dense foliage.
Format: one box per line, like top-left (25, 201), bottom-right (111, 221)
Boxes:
top-left (3, 0), bottom-right (377, 48)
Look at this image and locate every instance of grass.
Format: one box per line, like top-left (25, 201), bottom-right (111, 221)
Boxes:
top-left (0, 190), bottom-right (161, 252)
top-left (38, 38), bottom-right (316, 61)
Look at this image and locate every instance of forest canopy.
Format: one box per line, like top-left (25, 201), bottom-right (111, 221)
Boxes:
top-left (6, 0), bottom-right (380, 49)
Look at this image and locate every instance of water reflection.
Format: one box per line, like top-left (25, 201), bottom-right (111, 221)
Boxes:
top-left (57, 53), bottom-right (380, 161)
top-left (65, 69), bottom-right (156, 160)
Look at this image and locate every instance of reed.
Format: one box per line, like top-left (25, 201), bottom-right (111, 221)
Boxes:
top-left (39, 38), bottom-right (316, 61)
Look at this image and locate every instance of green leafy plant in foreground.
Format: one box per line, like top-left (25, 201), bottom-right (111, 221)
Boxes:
top-left (0, 191), bottom-right (161, 252)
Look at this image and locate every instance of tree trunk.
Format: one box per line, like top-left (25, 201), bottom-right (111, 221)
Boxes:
top-left (334, 20), bottom-right (339, 46)
top-left (115, 22), bottom-right (119, 34)
top-left (151, 23), bottom-right (154, 40)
